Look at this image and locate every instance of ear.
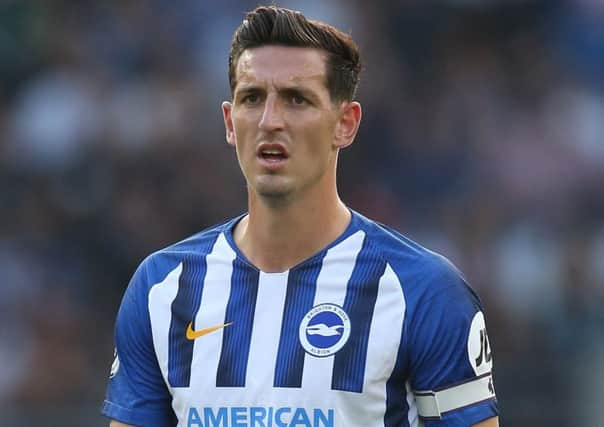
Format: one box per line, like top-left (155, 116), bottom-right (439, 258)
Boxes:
top-left (333, 101), bottom-right (362, 149)
top-left (222, 101), bottom-right (236, 147)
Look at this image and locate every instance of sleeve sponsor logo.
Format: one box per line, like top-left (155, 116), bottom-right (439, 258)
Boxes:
top-left (109, 348), bottom-right (120, 378)
top-left (467, 311), bottom-right (493, 376)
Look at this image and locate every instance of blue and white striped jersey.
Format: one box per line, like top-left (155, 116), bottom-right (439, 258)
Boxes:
top-left (102, 211), bottom-right (498, 427)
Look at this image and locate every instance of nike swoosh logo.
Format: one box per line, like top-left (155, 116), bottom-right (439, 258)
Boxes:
top-left (186, 321), bottom-right (233, 340)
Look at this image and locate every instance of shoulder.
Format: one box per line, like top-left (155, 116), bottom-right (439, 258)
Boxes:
top-left (354, 211), bottom-right (465, 285)
top-left (128, 216), bottom-right (240, 296)
top-left (353, 210), bottom-right (478, 306)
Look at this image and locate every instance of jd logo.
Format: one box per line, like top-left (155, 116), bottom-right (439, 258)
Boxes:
top-left (474, 328), bottom-right (492, 367)
top-left (468, 312), bottom-right (493, 375)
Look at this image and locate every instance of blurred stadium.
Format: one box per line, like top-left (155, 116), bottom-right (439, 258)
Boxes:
top-left (1, 0), bottom-right (603, 425)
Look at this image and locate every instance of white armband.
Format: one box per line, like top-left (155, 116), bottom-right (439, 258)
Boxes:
top-left (413, 373), bottom-right (496, 419)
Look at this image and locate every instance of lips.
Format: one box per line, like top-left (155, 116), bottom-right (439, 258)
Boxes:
top-left (257, 143), bottom-right (289, 161)
top-left (255, 142), bottom-right (289, 171)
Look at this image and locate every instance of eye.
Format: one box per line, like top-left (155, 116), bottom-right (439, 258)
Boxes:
top-left (242, 93), bottom-right (260, 105)
top-left (291, 94), bottom-right (307, 105)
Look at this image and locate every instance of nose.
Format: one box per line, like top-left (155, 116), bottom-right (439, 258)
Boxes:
top-left (258, 95), bottom-right (284, 131)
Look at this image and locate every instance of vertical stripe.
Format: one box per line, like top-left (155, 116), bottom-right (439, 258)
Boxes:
top-left (167, 234), bottom-right (219, 387)
top-left (273, 257), bottom-right (325, 388)
top-left (361, 264), bottom-right (406, 425)
top-left (216, 258), bottom-right (259, 387)
top-left (247, 271), bottom-right (290, 388)
top-left (149, 263), bottom-right (183, 387)
top-left (332, 236), bottom-right (386, 393)
top-left (187, 233), bottom-right (236, 394)
top-left (301, 231), bottom-right (367, 391)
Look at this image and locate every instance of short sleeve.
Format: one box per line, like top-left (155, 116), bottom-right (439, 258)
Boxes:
top-left (406, 263), bottom-right (498, 426)
top-left (101, 260), bottom-right (177, 427)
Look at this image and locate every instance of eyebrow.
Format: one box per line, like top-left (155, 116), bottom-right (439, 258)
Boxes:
top-left (235, 84), bottom-right (322, 103)
top-left (281, 86), bottom-right (321, 103)
top-left (234, 86), bottom-right (261, 96)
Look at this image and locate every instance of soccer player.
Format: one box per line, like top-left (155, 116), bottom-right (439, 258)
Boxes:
top-left (102, 6), bottom-right (499, 427)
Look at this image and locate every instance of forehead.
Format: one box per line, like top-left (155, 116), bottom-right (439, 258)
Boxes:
top-left (234, 45), bottom-right (327, 91)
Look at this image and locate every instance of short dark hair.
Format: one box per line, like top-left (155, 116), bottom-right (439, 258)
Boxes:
top-left (228, 6), bottom-right (361, 103)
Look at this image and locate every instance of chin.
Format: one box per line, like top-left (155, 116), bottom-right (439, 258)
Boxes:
top-left (256, 186), bottom-right (293, 200)
top-left (252, 178), bottom-right (295, 200)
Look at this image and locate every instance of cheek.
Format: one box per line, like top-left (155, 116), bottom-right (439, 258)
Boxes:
top-left (301, 122), bottom-right (336, 157)
top-left (231, 118), bottom-right (256, 154)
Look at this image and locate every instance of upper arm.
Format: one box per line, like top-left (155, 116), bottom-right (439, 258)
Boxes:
top-left (406, 261), bottom-right (498, 425)
top-left (110, 421), bottom-right (136, 427)
top-left (101, 260), bottom-right (177, 426)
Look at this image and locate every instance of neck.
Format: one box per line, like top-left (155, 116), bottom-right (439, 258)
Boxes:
top-left (233, 181), bottom-right (351, 273)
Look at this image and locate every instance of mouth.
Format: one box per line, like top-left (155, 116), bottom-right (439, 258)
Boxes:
top-left (256, 143), bottom-right (289, 167)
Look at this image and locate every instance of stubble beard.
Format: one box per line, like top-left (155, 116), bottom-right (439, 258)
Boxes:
top-left (251, 177), bottom-right (296, 208)
top-left (250, 165), bottom-right (330, 210)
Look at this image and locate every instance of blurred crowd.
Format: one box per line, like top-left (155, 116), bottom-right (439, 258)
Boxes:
top-left (0, 1), bottom-right (603, 425)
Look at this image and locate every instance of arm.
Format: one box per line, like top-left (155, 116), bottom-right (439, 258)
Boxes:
top-left (405, 260), bottom-right (499, 425)
top-left (474, 417), bottom-right (499, 427)
top-left (110, 422), bottom-right (135, 427)
top-left (101, 260), bottom-right (177, 426)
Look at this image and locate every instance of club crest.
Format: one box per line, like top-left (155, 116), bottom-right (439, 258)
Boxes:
top-left (299, 303), bottom-right (351, 357)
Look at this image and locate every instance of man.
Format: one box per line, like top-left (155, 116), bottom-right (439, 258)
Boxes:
top-left (102, 6), bottom-right (499, 427)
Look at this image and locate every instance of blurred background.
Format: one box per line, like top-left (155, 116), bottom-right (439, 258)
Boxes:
top-left (0, 0), bottom-right (603, 425)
